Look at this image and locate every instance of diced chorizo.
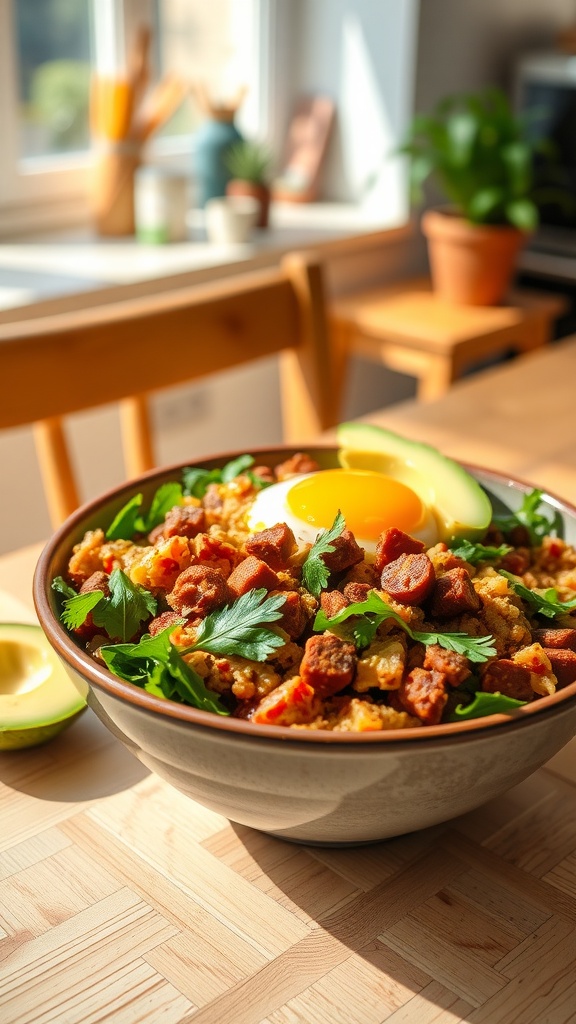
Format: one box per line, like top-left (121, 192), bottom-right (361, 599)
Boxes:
top-left (423, 643), bottom-right (471, 687)
top-left (245, 523), bottom-right (297, 570)
top-left (251, 465), bottom-right (275, 484)
top-left (148, 610), bottom-right (182, 636)
top-left (542, 648), bottom-right (576, 688)
top-left (481, 659), bottom-right (534, 702)
top-left (168, 565), bottom-right (232, 617)
top-left (375, 528), bottom-right (426, 574)
top-left (79, 571), bottom-right (110, 596)
top-left (429, 567), bottom-right (480, 619)
top-left (322, 529), bottom-right (364, 574)
top-left (160, 505), bottom-right (206, 541)
top-left (274, 453), bottom-right (321, 480)
top-left (320, 589), bottom-right (349, 618)
top-left (397, 668), bottom-right (447, 725)
top-left (272, 590), bottom-right (308, 639)
top-left (533, 627), bottom-right (576, 652)
top-left (300, 633), bottom-right (357, 697)
top-left (509, 524), bottom-right (531, 547)
top-left (227, 556), bottom-right (280, 597)
top-left (499, 550), bottom-right (530, 575)
top-left (342, 582), bottom-right (372, 604)
top-left (380, 553), bottom-right (435, 606)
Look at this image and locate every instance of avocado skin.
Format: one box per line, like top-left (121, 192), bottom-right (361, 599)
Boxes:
top-left (337, 422), bottom-right (492, 542)
top-left (0, 709), bottom-right (86, 751)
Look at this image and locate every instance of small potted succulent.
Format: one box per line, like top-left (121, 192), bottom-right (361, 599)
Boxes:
top-left (400, 87), bottom-right (545, 305)
top-left (225, 139), bottom-right (273, 228)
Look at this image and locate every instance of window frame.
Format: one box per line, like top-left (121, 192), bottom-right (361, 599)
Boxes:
top-left (0, 0), bottom-right (277, 231)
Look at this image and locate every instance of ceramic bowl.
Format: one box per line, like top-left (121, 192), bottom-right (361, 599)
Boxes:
top-left (33, 447), bottom-right (576, 846)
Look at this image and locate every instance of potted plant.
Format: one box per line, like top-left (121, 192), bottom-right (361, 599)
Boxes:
top-left (225, 139), bottom-right (273, 227)
top-left (401, 87), bottom-right (542, 305)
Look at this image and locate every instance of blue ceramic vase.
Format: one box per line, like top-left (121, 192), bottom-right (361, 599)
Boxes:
top-left (194, 117), bottom-right (243, 207)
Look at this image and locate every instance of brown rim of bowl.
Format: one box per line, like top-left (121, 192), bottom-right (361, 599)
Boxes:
top-left (33, 446), bottom-right (576, 746)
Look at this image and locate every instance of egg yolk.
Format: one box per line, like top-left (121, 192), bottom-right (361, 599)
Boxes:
top-left (286, 469), bottom-right (425, 540)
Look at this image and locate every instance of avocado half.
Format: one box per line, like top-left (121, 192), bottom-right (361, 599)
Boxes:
top-left (337, 422), bottom-right (492, 542)
top-left (0, 623), bottom-right (87, 750)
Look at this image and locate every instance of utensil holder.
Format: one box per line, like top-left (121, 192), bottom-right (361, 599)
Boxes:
top-left (91, 143), bottom-right (142, 237)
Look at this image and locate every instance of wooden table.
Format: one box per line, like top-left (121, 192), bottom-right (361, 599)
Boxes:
top-left (330, 275), bottom-right (569, 401)
top-left (2, 339), bottom-right (576, 1024)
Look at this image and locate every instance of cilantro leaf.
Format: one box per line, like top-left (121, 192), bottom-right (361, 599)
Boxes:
top-left (183, 589), bottom-right (287, 661)
top-left (106, 494), bottom-right (143, 540)
top-left (447, 691), bottom-right (527, 721)
top-left (100, 625), bottom-right (228, 715)
top-left (499, 570), bottom-right (576, 620)
top-left (449, 538), bottom-right (512, 565)
top-left (51, 575), bottom-right (78, 601)
top-left (301, 510), bottom-right (346, 598)
top-left (60, 589), bottom-right (105, 630)
top-left (492, 488), bottom-right (564, 544)
top-left (91, 569), bottom-right (157, 642)
top-left (313, 591), bottom-right (496, 662)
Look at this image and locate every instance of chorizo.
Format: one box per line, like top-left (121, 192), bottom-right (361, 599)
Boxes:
top-left (423, 643), bottom-right (471, 687)
top-left (300, 633), bottom-right (357, 697)
top-left (320, 589), bottom-right (349, 618)
top-left (380, 552), bottom-right (435, 606)
top-left (481, 659), bottom-right (534, 702)
top-left (397, 668), bottom-right (447, 725)
top-left (321, 529), bottom-right (364, 574)
top-left (245, 523), bottom-right (297, 570)
top-left (227, 555), bottom-right (280, 597)
top-left (148, 610), bottom-right (182, 636)
top-left (274, 453), bottom-right (321, 480)
top-left (375, 528), bottom-right (425, 574)
top-left (542, 648), bottom-right (576, 688)
top-left (429, 567), bottom-right (480, 619)
top-left (342, 581), bottom-right (372, 604)
top-left (168, 565), bottom-right (231, 617)
top-left (161, 505), bottom-right (206, 540)
top-left (533, 627), bottom-right (576, 652)
top-left (272, 589), bottom-right (308, 639)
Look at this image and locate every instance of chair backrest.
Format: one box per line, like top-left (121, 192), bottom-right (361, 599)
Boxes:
top-left (0, 251), bottom-right (337, 528)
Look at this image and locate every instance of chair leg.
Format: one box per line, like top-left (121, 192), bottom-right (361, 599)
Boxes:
top-left (33, 417), bottom-right (80, 528)
top-left (120, 394), bottom-right (155, 477)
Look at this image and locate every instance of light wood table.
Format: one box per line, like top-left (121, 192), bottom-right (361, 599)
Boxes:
top-left (2, 340), bottom-right (576, 1024)
top-left (330, 275), bottom-right (569, 401)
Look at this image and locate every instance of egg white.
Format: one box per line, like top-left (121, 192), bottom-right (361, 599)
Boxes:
top-left (245, 471), bottom-right (439, 557)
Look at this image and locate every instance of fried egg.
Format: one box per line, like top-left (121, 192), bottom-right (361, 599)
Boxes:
top-left (245, 468), bottom-right (439, 557)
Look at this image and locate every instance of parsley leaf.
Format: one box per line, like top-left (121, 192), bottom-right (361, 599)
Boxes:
top-left (313, 591), bottom-right (496, 663)
top-left (499, 570), bottom-right (576, 619)
top-left (301, 510), bottom-right (346, 598)
top-left (55, 569), bottom-right (157, 642)
top-left (182, 589), bottom-right (287, 661)
top-left (448, 691), bottom-right (527, 721)
top-left (492, 488), bottom-right (564, 544)
top-left (106, 483), bottom-right (184, 540)
top-left (449, 538), bottom-right (512, 565)
top-left (100, 626), bottom-right (228, 715)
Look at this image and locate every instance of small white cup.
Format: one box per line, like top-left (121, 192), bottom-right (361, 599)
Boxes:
top-left (204, 195), bottom-right (260, 244)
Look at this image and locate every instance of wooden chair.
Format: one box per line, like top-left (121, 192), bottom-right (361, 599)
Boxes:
top-left (0, 252), bottom-right (337, 528)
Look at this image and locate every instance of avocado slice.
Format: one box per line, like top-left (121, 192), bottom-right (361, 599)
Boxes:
top-left (0, 623), bottom-right (87, 750)
top-left (337, 422), bottom-right (492, 542)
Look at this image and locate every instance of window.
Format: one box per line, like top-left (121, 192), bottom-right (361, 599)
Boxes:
top-left (0, 0), bottom-right (269, 228)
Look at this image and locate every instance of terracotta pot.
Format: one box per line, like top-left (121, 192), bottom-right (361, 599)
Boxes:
top-left (421, 208), bottom-right (529, 306)
top-left (226, 179), bottom-right (270, 228)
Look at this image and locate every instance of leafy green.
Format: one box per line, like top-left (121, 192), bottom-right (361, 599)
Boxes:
top-left (301, 511), bottom-right (346, 598)
top-left (492, 488), bottom-right (563, 545)
top-left (54, 569), bottom-right (157, 642)
top-left (100, 625), bottom-right (228, 715)
top-left (181, 589), bottom-right (287, 661)
top-left (499, 570), bottom-right (576, 620)
top-left (313, 591), bottom-right (496, 663)
top-left (448, 690), bottom-right (527, 721)
top-left (52, 575), bottom-right (81, 601)
top-left (449, 538), bottom-right (512, 565)
top-left (106, 482), bottom-right (184, 540)
top-left (182, 453), bottom-right (271, 499)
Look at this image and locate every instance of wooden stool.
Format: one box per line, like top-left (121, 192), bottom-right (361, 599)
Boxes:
top-left (330, 276), bottom-right (569, 403)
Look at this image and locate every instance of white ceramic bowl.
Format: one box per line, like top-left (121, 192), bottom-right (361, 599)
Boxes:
top-left (33, 447), bottom-right (576, 845)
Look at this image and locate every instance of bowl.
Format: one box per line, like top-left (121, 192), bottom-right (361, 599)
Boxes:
top-left (33, 446), bottom-right (576, 846)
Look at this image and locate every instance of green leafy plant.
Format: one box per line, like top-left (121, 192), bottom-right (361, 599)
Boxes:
top-left (225, 139), bottom-right (273, 185)
top-left (400, 87), bottom-right (547, 231)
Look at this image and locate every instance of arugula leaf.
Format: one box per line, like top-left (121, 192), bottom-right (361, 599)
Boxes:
top-left (492, 488), bottom-right (564, 544)
top-left (449, 538), bottom-right (512, 565)
top-left (106, 483), bottom-right (184, 540)
top-left (313, 591), bottom-right (496, 663)
top-left (90, 569), bottom-right (157, 642)
top-left (499, 570), bottom-right (576, 620)
top-left (448, 690), bottom-right (527, 721)
top-left (183, 589), bottom-right (287, 661)
top-left (301, 510), bottom-right (346, 598)
top-left (100, 625), bottom-right (228, 715)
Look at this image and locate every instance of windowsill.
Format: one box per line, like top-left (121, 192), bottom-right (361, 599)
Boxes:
top-left (0, 201), bottom-right (414, 322)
